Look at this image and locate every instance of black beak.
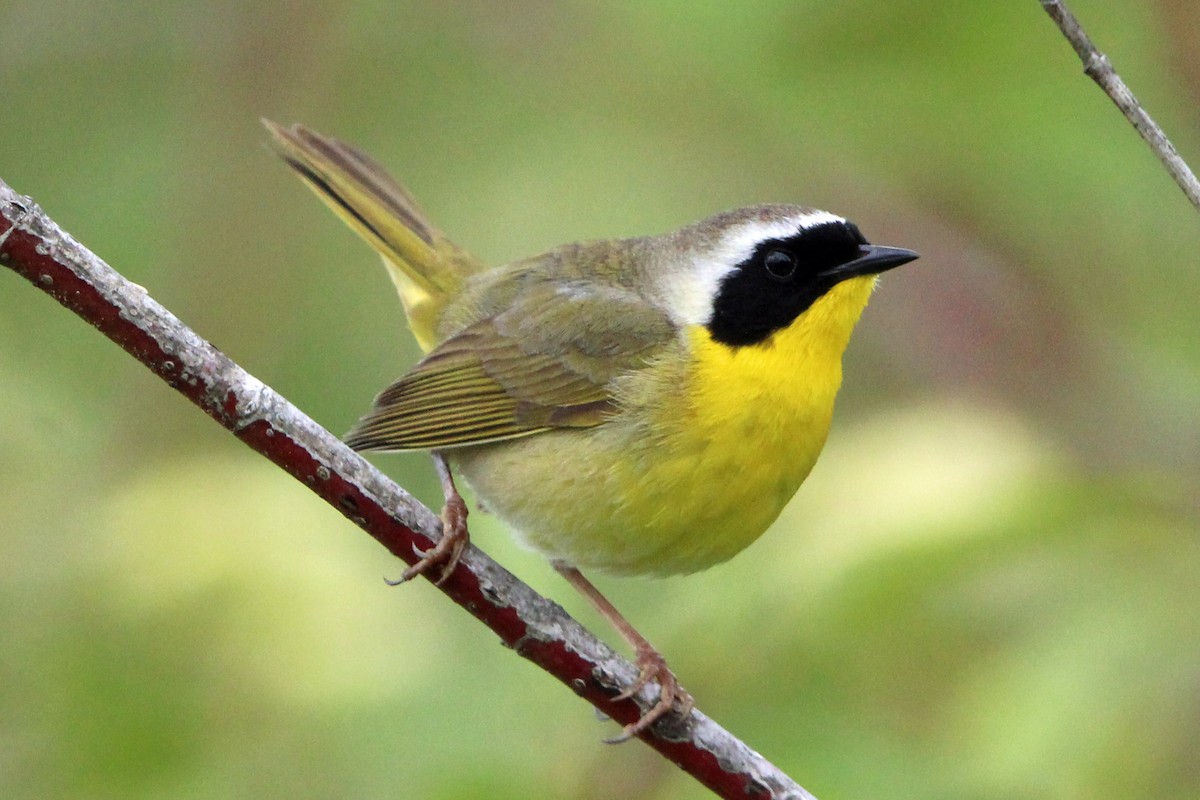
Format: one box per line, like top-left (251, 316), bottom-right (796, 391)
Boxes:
top-left (821, 244), bottom-right (919, 281)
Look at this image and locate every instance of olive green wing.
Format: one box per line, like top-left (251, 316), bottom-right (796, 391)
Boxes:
top-left (344, 282), bottom-right (677, 451)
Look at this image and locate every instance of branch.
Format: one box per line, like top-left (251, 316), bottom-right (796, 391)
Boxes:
top-left (1040, 0), bottom-right (1200, 211)
top-left (0, 179), bottom-right (817, 800)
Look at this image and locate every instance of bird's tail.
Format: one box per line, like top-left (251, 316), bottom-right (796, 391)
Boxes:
top-left (264, 120), bottom-right (479, 350)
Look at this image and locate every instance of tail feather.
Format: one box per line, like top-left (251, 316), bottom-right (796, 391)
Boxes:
top-left (264, 120), bottom-right (477, 349)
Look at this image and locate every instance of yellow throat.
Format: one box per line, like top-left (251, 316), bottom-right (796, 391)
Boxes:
top-left (655, 275), bottom-right (879, 571)
top-left (513, 274), bottom-right (878, 576)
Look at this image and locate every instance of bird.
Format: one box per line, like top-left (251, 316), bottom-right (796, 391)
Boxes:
top-left (264, 120), bottom-right (918, 742)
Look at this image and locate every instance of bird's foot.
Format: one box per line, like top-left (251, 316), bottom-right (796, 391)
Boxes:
top-left (605, 644), bottom-right (694, 743)
top-left (387, 453), bottom-right (469, 586)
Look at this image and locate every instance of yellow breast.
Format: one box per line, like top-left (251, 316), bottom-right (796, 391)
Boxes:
top-left (637, 275), bottom-right (877, 571)
top-left (455, 276), bottom-right (878, 576)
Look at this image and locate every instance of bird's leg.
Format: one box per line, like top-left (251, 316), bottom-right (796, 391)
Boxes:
top-left (552, 561), bottom-right (694, 743)
top-left (388, 452), bottom-right (468, 586)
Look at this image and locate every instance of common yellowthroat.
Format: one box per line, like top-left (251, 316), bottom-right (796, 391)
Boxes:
top-left (265, 121), bottom-right (918, 741)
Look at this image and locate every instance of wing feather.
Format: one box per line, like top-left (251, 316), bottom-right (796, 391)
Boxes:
top-left (344, 281), bottom-right (676, 451)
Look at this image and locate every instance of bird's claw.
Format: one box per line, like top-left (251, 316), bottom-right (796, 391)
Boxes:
top-left (605, 647), bottom-right (694, 744)
top-left (385, 494), bottom-right (469, 586)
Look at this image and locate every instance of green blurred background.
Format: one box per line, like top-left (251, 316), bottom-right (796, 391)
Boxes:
top-left (3, 1), bottom-right (1199, 798)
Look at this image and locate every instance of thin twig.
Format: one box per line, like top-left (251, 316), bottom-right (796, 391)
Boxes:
top-left (0, 179), bottom-right (817, 800)
top-left (1040, 0), bottom-right (1200, 211)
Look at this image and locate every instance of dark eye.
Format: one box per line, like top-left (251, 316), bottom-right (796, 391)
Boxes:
top-left (763, 248), bottom-right (796, 281)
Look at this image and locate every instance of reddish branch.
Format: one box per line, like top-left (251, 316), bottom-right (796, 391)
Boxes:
top-left (0, 179), bottom-right (816, 800)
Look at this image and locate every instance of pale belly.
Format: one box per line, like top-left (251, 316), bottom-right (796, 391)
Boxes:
top-left (453, 415), bottom-right (829, 576)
